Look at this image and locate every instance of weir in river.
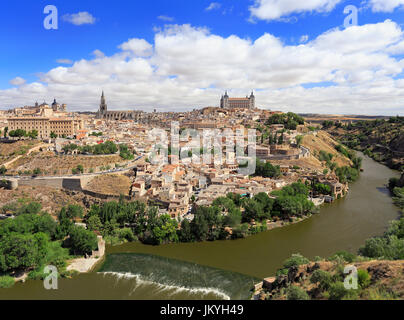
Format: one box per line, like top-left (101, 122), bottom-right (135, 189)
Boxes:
top-left (0, 153), bottom-right (401, 300)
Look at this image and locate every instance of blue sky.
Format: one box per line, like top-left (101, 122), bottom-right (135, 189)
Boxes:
top-left (1, 0), bottom-right (404, 115)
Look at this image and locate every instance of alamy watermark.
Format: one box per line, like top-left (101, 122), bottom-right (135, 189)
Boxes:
top-left (344, 265), bottom-right (358, 290)
top-left (43, 265), bottom-right (58, 290)
top-left (147, 122), bottom-right (257, 175)
top-left (344, 5), bottom-right (359, 29)
top-left (43, 5), bottom-right (58, 30)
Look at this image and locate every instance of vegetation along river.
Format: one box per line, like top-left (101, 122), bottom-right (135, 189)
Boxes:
top-left (1, 154), bottom-right (401, 300)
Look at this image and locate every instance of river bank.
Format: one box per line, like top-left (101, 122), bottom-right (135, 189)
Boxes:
top-left (0, 153), bottom-right (401, 299)
top-left (66, 236), bottom-right (106, 273)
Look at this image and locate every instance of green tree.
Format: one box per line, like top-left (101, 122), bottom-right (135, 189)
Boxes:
top-left (295, 135), bottom-right (303, 147)
top-left (0, 232), bottom-right (49, 272)
top-left (223, 209), bottom-right (242, 227)
top-left (242, 199), bottom-right (264, 222)
top-left (86, 215), bottom-right (102, 232)
top-left (329, 282), bottom-right (348, 300)
top-left (28, 130), bottom-right (38, 139)
top-left (0, 166), bottom-right (7, 175)
top-left (67, 226), bottom-right (98, 255)
top-left (310, 269), bottom-right (333, 290)
top-left (287, 286), bottom-right (310, 300)
top-left (178, 219), bottom-right (193, 242)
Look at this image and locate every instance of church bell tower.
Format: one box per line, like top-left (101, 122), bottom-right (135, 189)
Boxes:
top-left (99, 91), bottom-right (107, 118)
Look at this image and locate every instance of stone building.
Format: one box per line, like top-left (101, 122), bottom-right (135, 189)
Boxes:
top-left (220, 91), bottom-right (255, 109)
top-left (97, 91), bottom-right (145, 121)
top-left (7, 117), bottom-right (83, 139)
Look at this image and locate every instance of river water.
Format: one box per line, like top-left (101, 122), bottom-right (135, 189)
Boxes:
top-left (0, 154), bottom-right (401, 300)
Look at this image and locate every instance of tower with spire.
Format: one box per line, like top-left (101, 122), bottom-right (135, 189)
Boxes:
top-left (220, 90), bottom-right (230, 108)
top-left (98, 91), bottom-right (107, 118)
top-left (249, 90), bottom-right (255, 109)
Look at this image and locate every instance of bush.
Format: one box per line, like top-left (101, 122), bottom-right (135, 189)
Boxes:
top-left (329, 251), bottom-right (356, 263)
top-left (283, 254), bottom-right (309, 269)
top-left (357, 269), bottom-right (371, 289)
top-left (117, 228), bottom-right (136, 242)
top-left (67, 226), bottom-right (98, 255)
top-left (329, 282), bottom-right (348, 300)
top-left (286, 285), bottom-right (310, 300)
top-left (310, 269), bottom-right (333, 290)
top-left (0, 276), bottom-right (15, 288)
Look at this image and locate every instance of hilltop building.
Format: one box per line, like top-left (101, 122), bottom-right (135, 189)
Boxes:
top-left (220, 91), bottom-right (255, 109)
top-left (5, 98), bottom-right (82, 139)
top-left (7, 117), bottom-right (83, 139)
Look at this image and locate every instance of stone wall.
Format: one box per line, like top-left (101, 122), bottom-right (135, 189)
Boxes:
top-left (19, 177), bottom-right (84, 191)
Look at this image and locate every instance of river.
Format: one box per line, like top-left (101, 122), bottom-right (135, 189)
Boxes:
top-left (0, 154), bottom-right (401, 300)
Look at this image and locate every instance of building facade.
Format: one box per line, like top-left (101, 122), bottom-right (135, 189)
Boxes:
top-left (7, 117), bottom-right (83, 139)
top-left (97, 91), bottom-right (144, 121)
top-left (220, 91), bottom-right (255, 109)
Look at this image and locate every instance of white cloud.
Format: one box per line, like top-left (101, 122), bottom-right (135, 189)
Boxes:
top-left (1, 21), bottom-right (404, 115)
top-left (119, 39), bottom-right (153, 57)
top-left (56, 59), bottom-right (73, 64)
top-left (206, 2), bottom-right (222, 11)
top-left (9, 77), bottom-right (26, 86)
top-left (249, 0), bottom-right (342, 21)
top-left (92, 49), bottom-right (105, 58)
top-left (368, 0), bottom-right (404, 12)
top-left (62, 12), bottom-right (96, 25)
top-left (157, 15), bottom-right (174, 22)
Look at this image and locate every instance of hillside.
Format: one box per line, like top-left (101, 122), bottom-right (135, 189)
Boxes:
top-left (84, 174), bottom-right (131, 196)
top-left (325, 117), bottom-right (404, 170)
top-left (301, 131), bottom-right (352, 169)
top-left (256, 257), bottom-right (404, 300)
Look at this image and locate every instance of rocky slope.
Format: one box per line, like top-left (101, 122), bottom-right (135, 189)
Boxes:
top-left (255, 258), bottom-right (404, 300)
top-left (326, 119), bottom-right (404, 170)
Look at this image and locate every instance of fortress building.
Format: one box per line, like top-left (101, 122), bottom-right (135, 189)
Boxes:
top-left (97, 91), bottom-right (144, 121)
top-left (220, 91), bottom-right (255, 109)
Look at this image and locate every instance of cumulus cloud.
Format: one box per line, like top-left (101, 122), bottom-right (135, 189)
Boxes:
top-left (9, 77), bottom-right (26, 86)
top-left (62, 12), bottom-right (96, 25)
top-left (120, 39), bottom-right (153, 57)
top-left (56, 59), bottom-right (73, 64)
top-left (249, 0), bottom-right (342, 21)
top-left (206, 2), bottom-right (222, 11)
top-left (1, 21), bottom-right (404, 115)
top-left (92, 49), bottom-right (105, 58)
top-left (157, 15), bottom-right (174, 22)
top-left (368, 0), bottom-right (404, 12)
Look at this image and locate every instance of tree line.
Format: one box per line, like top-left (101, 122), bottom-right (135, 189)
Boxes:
top-left (0, 201), bottom-right (98, 287)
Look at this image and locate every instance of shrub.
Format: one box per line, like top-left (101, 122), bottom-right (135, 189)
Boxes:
top-left (329, 282), bottom-right (348, 300)
top-left (0, 276), bottom-right (15, 288)
top-left (117, 228), bottom-right (136, 242)
top-left (357, 269), bottom-right (371, 289)
top-left (283, 254), bottom-right (309, 269)
top-left (286, 286), bottom-right (310, 300)
top-left (329, 251), bottom-right (356, 263)
top-left (310, 269), bottom-right (333, 290)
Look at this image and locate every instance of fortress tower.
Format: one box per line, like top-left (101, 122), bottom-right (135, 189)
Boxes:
top-left (220, 90), bottom-right (255, 109)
